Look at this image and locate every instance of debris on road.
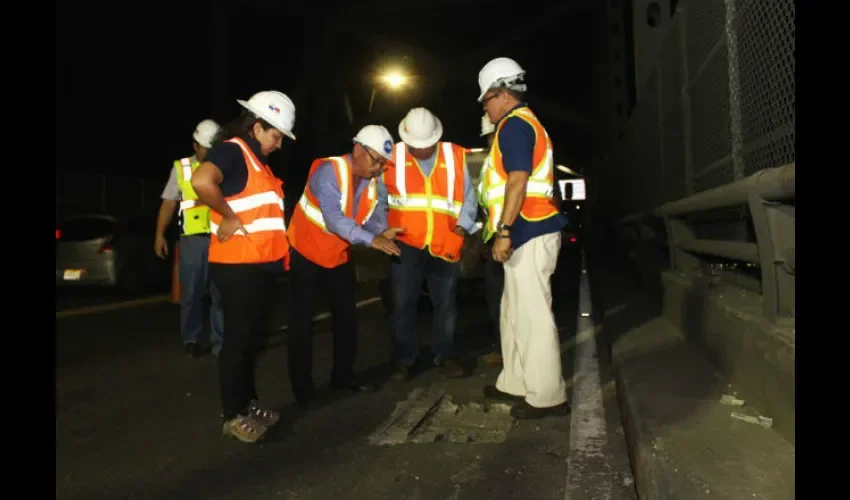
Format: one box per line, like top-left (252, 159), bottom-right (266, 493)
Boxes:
top-left (730, 412), bottom-right (773, 428)
top-left (719, 394), bottom-right (745, 406)
top-left (369, 386), bottom-right (516, 446)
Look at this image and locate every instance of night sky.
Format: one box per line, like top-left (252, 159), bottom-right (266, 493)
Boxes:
top-left (56, 0), bottom-right (603, 195)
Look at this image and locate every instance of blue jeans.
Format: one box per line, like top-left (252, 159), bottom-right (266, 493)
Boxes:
top-left (391, 242), bottom-right (461, 366)
top-left (179, 234), bottom-right (224, 353)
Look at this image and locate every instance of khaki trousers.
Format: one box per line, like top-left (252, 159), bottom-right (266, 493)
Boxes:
top-left (495, 231), bottom-right (567, 408)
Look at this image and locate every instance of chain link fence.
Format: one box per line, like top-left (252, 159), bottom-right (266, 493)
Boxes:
top-left (601, 0), bottom-right (795, 220)
top-left (55, 169), bottom-right (166, 221)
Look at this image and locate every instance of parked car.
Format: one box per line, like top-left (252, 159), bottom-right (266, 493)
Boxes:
top-left (55, 213), bottom-right (172, 293)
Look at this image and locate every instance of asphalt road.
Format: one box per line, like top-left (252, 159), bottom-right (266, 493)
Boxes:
top-left (56, 246), bottom-right (636, 500)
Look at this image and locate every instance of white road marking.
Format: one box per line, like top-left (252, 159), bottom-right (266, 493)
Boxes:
top-left (56, 294), bottom-right (171, 319)
top-left (565, 250), bottom-right (614, 499)
top-left (275, 296), bottom-right (382, 332)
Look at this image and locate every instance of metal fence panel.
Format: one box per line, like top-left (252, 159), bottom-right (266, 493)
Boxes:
top-left (605, 0), bottom-right (795, 219)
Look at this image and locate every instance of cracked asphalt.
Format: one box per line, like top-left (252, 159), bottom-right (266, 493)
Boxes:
top-left (56, 245), bottom-right (636, 500)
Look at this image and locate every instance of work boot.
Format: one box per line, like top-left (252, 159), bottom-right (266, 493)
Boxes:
top-left (510, 400), bottom-right (570, 420)
top-left (391, 364), bottom-right (411, 382)
top-left (481, 351), bottom-right (503, 365)
top-left (222, 415), bottom-right (266, 443)
top-left (439, 357), bottom-right (465, 378)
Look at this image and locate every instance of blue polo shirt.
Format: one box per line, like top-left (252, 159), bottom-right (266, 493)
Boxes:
top-left (497, 105), bottom-right (567, 250)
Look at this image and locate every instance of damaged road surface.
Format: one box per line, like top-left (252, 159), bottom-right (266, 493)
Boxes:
top-left (369, 386), bottom-right (517, 446)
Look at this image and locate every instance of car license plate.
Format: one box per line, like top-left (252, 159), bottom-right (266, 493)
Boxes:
top-left (63, 269), bottom-right (83, 280)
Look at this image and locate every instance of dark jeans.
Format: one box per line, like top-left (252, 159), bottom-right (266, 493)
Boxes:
top-left (287, 249), bottom-right (358, 402)
top-left (210, 262), bottom-right (279, 421)
top-left (391, 242), bottom-right (461, 366)
top-left (483, 239), bottom-right (505, 344)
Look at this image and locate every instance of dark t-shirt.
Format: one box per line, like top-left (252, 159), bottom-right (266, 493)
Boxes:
top-left (205, 136), bottom-right (284, 273)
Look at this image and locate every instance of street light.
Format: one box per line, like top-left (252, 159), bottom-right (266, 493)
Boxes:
top-left (369, 69), bottom-right (409, 113)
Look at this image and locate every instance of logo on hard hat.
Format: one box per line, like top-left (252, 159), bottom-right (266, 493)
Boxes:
top-left (383, 140), bottom-right (393, 154)
top-left (268, 104), bottom-right (280, 114)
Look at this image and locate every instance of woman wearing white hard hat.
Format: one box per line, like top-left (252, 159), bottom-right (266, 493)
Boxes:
top-left (286, 124), bottom-right (405, 405)
top-left (191, 90), bottom-right (296, 443)
top-left (155, 118), bottom-right (225, 359)
top-left (384, 107), bottom-right (480, 381)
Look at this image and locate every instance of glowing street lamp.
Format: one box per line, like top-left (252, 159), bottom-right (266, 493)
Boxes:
top-left (370, 69), bottom-right (409, 112)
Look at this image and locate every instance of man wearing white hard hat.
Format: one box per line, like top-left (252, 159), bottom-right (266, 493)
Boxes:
top-left (384, 107), bottom-right (480, 381)
top-left (475, 113), bottom-right (504, 366)
top-left (154, 119), bottom-right (225, 358)
top-left (286, 124), bottom-right (405, 404)
top-left (477, 57), bottom-right (570, 419)
top-left (191, 90), bottom-right (296, 443)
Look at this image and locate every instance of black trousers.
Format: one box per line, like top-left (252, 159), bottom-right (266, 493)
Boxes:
top-left (287, 249), bottom-right (358, 402)
top-left (210, 262), bottom-right (279, 421)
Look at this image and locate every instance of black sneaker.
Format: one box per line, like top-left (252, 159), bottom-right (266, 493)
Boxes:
top-left (510, 400), bottom-right (570, 420)
top-left (483, 385), bottom-right (524, 403)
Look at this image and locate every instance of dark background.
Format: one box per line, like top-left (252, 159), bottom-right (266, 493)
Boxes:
top-left (56, 0), bottom-right (605, 199)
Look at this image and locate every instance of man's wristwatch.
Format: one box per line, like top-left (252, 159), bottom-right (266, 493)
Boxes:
top-left (496, 222), bottom-right (512, 234)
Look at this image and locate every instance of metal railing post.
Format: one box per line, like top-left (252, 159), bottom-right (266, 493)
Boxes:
top-left (748, 193), bottom-right (795, 323)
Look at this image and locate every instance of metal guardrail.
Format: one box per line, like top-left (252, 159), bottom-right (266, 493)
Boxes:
top-left (616, 163), bottom-right (795, 324)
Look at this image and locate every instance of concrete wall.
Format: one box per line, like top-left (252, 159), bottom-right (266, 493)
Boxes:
top-left (660, 270), bottom-right (795, 445)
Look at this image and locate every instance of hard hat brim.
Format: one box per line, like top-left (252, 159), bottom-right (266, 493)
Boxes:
top-left (237, 99), bottom-right (297, 141)
top-left (192, 131), bottom-right (214, 149)
top-left (398, 117), bottom-right (443, 149)
top-left (352, 139), bottom-right (394, 162)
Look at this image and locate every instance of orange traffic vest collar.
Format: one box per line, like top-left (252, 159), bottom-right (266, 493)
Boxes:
top-left (384, 142), bottom-right (466, 262)
top-left (288, 155), bottom-right (379, 269)
top-left (208, 136), bottom-right (290, 264)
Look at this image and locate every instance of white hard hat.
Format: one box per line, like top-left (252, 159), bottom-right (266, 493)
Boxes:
top-left (192, 119), bottom-right (220, 148)
top-left (353, 124), bottom-right (395, 161)
top-left (477, 57), bottom-right (527, 102)
top-left (480, 114), bottom-right (495, 137)
top-left (398, 107), bottom-right (443, 149)
top-left (237, 90), bottom-right (297, 140)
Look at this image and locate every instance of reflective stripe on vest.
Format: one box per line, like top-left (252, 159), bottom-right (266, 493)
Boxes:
top-left (388, 143), bottom-right (462, 218)
top-left (295, 156), bottom-right (350, 231)
top-left (208, 136), bottom-right (289, 264)
top-left (174, 156), bottom-right (211, 235)
top-left (385, 142), bottom-right (466, 262)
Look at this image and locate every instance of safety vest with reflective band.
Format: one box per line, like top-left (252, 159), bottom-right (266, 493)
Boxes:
top-left (208, 137), bottom-right (290, 264)
top-left (287, 155), bottom-right (380, 269)
top-left (174, 156), bottom-right (211, 235)
top-left (476, 153), bottom-right (494, 243)
top-left (383, 142), bottom-right (466, 262)
top-left (480, 107), bottom-right (558, 242)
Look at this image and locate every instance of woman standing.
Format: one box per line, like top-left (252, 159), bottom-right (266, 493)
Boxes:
top-left (191, 90), bottom-right (296, 443)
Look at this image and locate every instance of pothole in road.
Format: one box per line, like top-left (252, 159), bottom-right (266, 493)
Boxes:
top-left (368, 386), bottom-right (516, 446)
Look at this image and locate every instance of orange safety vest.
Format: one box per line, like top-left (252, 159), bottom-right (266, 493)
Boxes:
top-left (383, 142), bottom-right (466, 262)
top-left (288, 155), bottom-right (380, 269)
top-left (208, 137), bottom-right (290, 264)
top-left (481, 107), bottom-right (559, 237)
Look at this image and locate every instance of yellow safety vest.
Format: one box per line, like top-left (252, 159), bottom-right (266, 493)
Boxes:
top-left (479, 107), bottom-right (557, 243)
top-left (476, 153), bottom-right (495, 243)
top-left (174, 156), bottom-right (211, 235)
